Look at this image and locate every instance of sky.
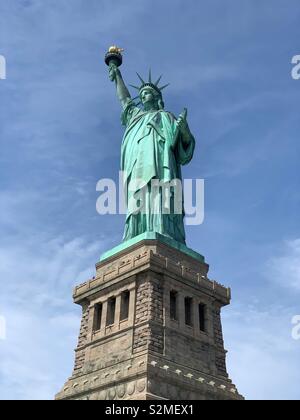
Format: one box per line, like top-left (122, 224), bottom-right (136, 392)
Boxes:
top-left (0, 0), bottom-right (300, 400)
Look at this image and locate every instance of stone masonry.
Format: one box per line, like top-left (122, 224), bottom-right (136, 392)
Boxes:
top-left (55, 239), bottom-right (244, 400)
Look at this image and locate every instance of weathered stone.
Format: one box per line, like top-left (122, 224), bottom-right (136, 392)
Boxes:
top-left (55, 239), bottom-right (243, 400)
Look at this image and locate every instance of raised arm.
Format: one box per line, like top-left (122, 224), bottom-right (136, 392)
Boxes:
top-left (109, 63), bottom-right (131, 108)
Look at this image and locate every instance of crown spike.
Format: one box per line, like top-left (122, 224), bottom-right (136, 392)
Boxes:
top-left (136, 72), bottom-right (145, 84)
top-left (148, 68), bottom-right (152, 83)
top-left (159, 83), bottom-right (170, 91)
top-left (155, 75), bottom-right (163, 86)
top-left (129, 84), bottom-right (140, 90)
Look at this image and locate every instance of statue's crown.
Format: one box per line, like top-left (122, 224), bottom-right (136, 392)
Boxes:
top-left (130, 70), bottom-right (169, 96)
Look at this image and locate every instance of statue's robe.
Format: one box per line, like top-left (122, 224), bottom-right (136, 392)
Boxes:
top-left (121, 99), bottom-right (195, 244)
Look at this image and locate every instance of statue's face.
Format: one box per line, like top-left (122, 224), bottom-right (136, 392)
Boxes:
top-left (140, 88), bottom-right (155, 105)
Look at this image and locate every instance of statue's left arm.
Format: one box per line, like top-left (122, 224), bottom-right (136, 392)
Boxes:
top-left (177, 110), bottom-right (194, 145)
top-left (175, 111), bottom-right (196, 165)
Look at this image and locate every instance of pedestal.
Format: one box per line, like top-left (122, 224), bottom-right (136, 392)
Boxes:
top-left (55, 239), bottom-right (243, 400)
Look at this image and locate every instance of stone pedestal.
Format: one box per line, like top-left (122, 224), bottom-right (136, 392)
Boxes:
top-left (55, 239), bottom-right (243, 400)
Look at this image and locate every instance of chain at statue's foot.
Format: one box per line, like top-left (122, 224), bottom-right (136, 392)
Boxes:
top-left (55, 237), bottom-right (243, 400)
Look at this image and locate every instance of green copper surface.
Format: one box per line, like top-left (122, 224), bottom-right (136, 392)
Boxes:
top-left (107, 50), bottom-right (197, 248)
top-left (100, 232), bottom-right (205, 263)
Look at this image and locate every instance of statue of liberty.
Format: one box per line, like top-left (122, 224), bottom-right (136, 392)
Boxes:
top-left (106, 47), bottom-right (196, 245)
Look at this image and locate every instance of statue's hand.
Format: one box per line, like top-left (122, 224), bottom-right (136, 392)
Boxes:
top-left (176, 109), bottom-right (189, 136)
top-left (109, 63), bottom-right (119, 82)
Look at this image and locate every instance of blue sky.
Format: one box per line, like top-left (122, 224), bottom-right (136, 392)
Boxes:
top-left (0, 0), bottom-right (300, 400)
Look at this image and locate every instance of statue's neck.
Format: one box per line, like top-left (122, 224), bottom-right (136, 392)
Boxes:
top-left (143, 102), bottom-right (159, 112)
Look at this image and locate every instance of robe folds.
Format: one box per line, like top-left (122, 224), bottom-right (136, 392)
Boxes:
top-left (120, 99), bottom-right (195, 244)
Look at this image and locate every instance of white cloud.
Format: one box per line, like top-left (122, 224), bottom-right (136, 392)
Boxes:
top-left (223, 302), bottom-right (300, 400)
top-left (0, 235), bottom-right (101, 307)
top-left (0, 307), bottom-right (80, 400)
top-left (266, 239), bottom-right (300, 292)
top-left (0, 231), bottom-right (108, 399)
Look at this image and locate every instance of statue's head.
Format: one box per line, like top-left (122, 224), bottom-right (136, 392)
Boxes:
top-left (140, 86), bottom-right (164, 110)
top-left (130, 70), bottom-right (169, 111)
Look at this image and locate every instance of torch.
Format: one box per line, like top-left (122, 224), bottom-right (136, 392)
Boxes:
top-left (105, 45), bottom-right (124, 70)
